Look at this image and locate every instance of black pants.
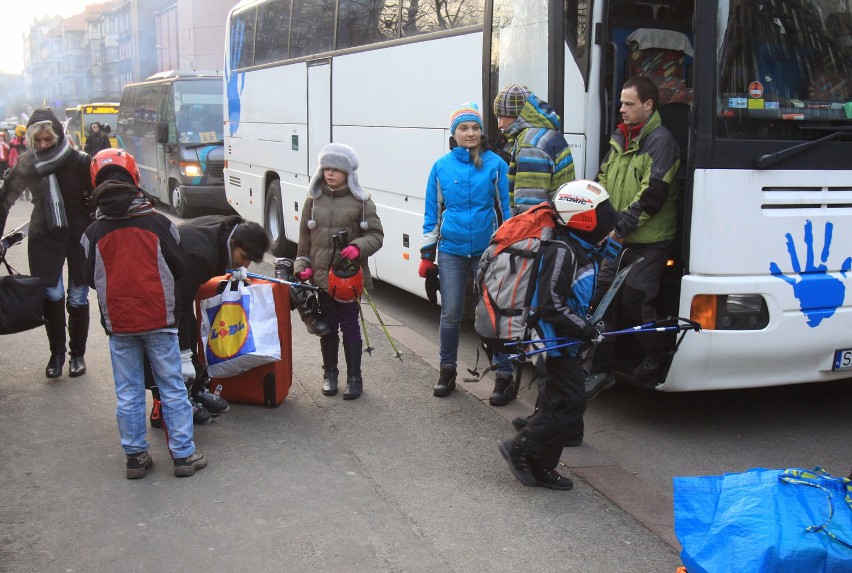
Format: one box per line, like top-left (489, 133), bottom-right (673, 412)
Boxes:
top-left (590, 241), bottom-right (671, 372)
top-left (518, 355), bottom-right (587, 470)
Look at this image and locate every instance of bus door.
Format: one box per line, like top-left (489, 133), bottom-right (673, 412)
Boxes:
top-left (157, 84), bottom-right (174, 202)
top-left (307, 59), bottom-right (332, 177)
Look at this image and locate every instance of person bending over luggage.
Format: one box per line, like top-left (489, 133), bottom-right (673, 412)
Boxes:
top-left (294, 143), bottom-right (384, 400)
top-left (419, 103), bottom-right (512, 402)
top-left (146, 214), bottom-right (269, 427)
top-left (499, 180), bottom-right (619, 491)
top-left (82, 148), bottom-right (207, 479)
top-left (0, 108), bottom-right (94, 380)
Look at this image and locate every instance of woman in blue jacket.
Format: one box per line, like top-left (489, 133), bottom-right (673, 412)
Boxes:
top-left (419, 103), bottom-right (512, 399)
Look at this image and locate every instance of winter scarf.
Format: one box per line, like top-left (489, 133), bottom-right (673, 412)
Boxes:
top-left (93, 181), bottom-right (156, 220)
top-left (32, 136), bottom-right (74, 231)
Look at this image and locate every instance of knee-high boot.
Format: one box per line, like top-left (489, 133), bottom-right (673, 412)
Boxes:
top-left (67, 302), bottom-right (90, 377)
top-left (43, 299), bottom-right (67, 378)
top-left (342, 340), bottom-right (363, 400)
top-left (320, 335), bottom-right (339, 396)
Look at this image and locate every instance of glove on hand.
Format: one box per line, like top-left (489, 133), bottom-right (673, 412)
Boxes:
top-left (298, 268), bottom-right (314, 281)
top-left (180, 349), bottom-right (195, 383)
top-left (581, 324), bottom-right (604, 344)
top-left (340, 245), bottom-right (360, 260)
top-left (230, 266), bottom-right (248, 281)
top-left (419, 259), bottom-right (436, 278)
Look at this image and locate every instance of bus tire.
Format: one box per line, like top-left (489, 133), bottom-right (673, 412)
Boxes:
top-left (265, 179), bottom-right (288, 256)
top-left (171, 180), bottom-right (194, 218)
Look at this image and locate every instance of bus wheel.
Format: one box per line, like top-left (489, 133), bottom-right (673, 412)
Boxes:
top-left (171, 181), bottom-right (194, 218)
top-left (265, 179), bottom-right (288, 257)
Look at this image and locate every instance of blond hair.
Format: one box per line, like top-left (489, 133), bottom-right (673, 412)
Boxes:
top-left (27, 121), bottom-right (59, 152)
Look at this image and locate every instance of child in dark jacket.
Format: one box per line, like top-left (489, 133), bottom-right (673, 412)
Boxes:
top-left (294, 143), bottom-right (383, 400)
top-left (82, 148), bottom-right (207, 480)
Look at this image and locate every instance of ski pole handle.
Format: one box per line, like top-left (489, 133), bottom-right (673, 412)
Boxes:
top-left (226, 269), bottom-right (320, 290)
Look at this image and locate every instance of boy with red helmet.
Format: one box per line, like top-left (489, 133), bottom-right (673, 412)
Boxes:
top-left (82, 148), bottom-right (207, 479)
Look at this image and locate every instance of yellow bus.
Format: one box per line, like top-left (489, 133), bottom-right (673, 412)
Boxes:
top-left (64, 103), bottom-right (119, 150)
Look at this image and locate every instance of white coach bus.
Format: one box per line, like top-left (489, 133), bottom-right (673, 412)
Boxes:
top-left (223, 0), bottom-right (852, 392)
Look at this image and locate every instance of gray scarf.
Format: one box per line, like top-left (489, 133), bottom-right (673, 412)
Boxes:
top-left (32, 138), bottom-right (74, 231)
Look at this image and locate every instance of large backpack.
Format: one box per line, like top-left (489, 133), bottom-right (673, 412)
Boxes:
top-left (474, 203), bottom-right (563, 355)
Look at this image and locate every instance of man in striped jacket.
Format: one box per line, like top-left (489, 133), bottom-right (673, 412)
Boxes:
top-left (494, 84), bottom-right (575, 214)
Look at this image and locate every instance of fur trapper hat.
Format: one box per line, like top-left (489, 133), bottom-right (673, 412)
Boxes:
top-left (307, 142), bottom-right (369, 230)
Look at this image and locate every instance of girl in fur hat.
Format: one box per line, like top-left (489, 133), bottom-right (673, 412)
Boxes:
top-left (294, 143), bottom-right (383, 400)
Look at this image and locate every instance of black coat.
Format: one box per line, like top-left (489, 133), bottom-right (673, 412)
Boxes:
top-left (0, 110), bottom-right (93, 287)
top-left (84, 130), bottom-right (111, 155)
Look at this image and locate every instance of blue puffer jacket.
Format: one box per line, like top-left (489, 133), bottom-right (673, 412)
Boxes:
top-left (421, 143), bottom-right (510, 259)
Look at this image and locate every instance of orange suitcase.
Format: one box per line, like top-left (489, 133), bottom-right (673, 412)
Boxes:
top-left (195, 276), bottom-right (292, 408)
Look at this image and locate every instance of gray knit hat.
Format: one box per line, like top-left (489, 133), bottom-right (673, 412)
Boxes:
top-left (307, 142), bottom-right (369, 230)
top-left (493, 84), bottom-right (532, 117)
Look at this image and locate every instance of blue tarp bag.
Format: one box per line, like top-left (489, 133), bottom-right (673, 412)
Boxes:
top-left (673, 467), bottom-right (852, 573)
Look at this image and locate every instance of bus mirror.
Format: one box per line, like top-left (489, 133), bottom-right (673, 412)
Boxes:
top-left (156, 121), bottom-right (169, 144)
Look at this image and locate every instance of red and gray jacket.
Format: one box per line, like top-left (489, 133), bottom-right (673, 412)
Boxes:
top-left (81, 181), bottom-right (185, 334)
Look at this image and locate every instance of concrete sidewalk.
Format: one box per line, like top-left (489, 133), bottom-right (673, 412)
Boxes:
top-left (0, 200), bottom-right (681, 573)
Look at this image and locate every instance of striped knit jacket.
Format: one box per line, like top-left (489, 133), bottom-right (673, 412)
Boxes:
top-left (499, 94), bottom-right (575, 214)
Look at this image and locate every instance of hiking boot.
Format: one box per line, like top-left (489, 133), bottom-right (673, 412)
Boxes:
top-left (532, 466), bottom-right (574, 491)
top-left (633, 358), bottom-right (664, 380)
top-left (511, 415), bottom-right (529, 430)
top-left (193, 389), bottom-right (229, 415)
top-left (489, 374), bottom-right (517, 407)
top-left (498, 438), bottom-right (536, 486)
top-left (585, 372), bottom-right (615, 400)
top-left (173, 451), bottom-right (207, 477)
top-left (192, 399), bottom-right (212, 425)
top-left (126, 451), bottom-right (153, 480)
top-left (433, 368), bottom-right (456, 397)
top-left (149, 399), bottom-right (163, 430)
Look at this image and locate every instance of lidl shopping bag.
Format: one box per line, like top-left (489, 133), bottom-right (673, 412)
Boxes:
top-left (199, 279), bottom-right (281, 378)
top-left (674, 467), bottom-right (852, 573)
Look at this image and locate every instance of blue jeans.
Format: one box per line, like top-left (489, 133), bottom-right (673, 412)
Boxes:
top-left (437, 252), bottom-right (512, 375)
top-left (46, 274), bottom-right (89, 306)
top-left (109, 331), bottom-right (195, 458)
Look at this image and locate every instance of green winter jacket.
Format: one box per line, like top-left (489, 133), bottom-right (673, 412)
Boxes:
top-left (500, 94), bottom-right (575, 213)
top-left (598, 110), bottom-right (679, 244)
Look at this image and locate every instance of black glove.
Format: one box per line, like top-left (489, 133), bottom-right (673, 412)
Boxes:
top-left (580, 324), bottom-right (604, 344)
top-left (425, 266), bottom-right (440, 304)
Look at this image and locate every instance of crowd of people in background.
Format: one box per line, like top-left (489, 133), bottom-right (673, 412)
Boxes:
top-left (0, 74), bottom-right (766, 489)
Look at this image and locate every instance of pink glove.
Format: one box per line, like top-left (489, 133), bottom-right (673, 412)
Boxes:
top-left (340, 245), bottom-right (360, 260)
top-left (419, 259), bottom-right (436, 278)
top-left (298, 268), bottom-right (313, 281)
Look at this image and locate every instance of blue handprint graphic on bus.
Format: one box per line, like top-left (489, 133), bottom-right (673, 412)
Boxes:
top-left (769, 220), bottom-right (852, 327)
top-left (226, 18), bottom-right (246, 136)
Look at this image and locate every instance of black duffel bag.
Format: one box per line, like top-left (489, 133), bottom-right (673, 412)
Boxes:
top-left (0, 258), bottom-right (46, 335)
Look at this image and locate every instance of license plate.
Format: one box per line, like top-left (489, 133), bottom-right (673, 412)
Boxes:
top-left (833, 349), bottom-right (852, 371)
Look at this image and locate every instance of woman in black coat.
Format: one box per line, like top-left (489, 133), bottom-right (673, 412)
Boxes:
top-left (83, 122), bottom-right (111, 155)
top-left (0, 108), bottom-right (94, 378)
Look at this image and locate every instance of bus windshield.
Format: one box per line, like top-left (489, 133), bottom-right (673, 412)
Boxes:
top-left (174, 80), bottom-right (224, 143)
top-left (717, 0), bottom-right (852, 139)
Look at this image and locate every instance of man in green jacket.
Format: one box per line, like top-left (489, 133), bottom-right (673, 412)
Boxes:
top-left (585, 75), bottom-right (681, 399)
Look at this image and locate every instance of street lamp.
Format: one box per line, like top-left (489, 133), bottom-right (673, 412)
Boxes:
top-left (156, 44), bottom-right (195, 71)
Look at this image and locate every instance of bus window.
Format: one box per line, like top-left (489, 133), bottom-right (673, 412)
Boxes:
top-left (564, 0), bottom-right (591, 83)
top-left (174, 80), bottom-right (224, 144)
top-left (230, 6), bottom-right (258, 69)
top-left (290, 0), bottom-right (336, 58)
top-left (255, 0), bottom-right (291, 64)
top-left (401, 0), bottom-right (484, 37)
top-left (337, 0), bottom-right (401, 49)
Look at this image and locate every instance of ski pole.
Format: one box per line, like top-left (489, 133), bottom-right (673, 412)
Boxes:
top-left (357, 303), bottom-right (374, 355)
top-left (226, 269), bottom-right (320, 291)
top-left (361, 288), bottom-right (403, 361)
top-left (507, 339), bottom-right (583, 362)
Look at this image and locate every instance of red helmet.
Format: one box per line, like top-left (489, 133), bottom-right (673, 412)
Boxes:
top-left (90, 148), bottom-right (140, 187)
top-left (327, 262), bottom-right (364, 303)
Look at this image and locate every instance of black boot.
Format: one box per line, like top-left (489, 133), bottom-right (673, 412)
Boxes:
top-left (43, 299), bottom-right (67, 378)
top-left (433, 368), bottom-right (456, 397)
top-left (342, 340), bottom-right (363, 400)
top-left (67, 302), bottom-right (90, 377)
top-left (489, 372), bottom-right (518, 406)
top-left (320, 335), bottom-right (339, 396)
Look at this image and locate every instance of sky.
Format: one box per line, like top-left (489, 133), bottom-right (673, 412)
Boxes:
top-left (3, 1), bottom-right (113, 75)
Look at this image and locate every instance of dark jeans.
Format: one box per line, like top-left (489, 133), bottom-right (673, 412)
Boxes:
top-left (590, 241), bottom-right (671, 372)
top-left (318, 290), bottom-right (361, 343)
top-left (518, 355), bottom-right (587, 470)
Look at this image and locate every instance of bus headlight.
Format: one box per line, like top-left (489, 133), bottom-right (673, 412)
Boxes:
top-left (690, 294), bottom-right (769, 330)
top-left (179, 162), bottom-right (202, 177)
